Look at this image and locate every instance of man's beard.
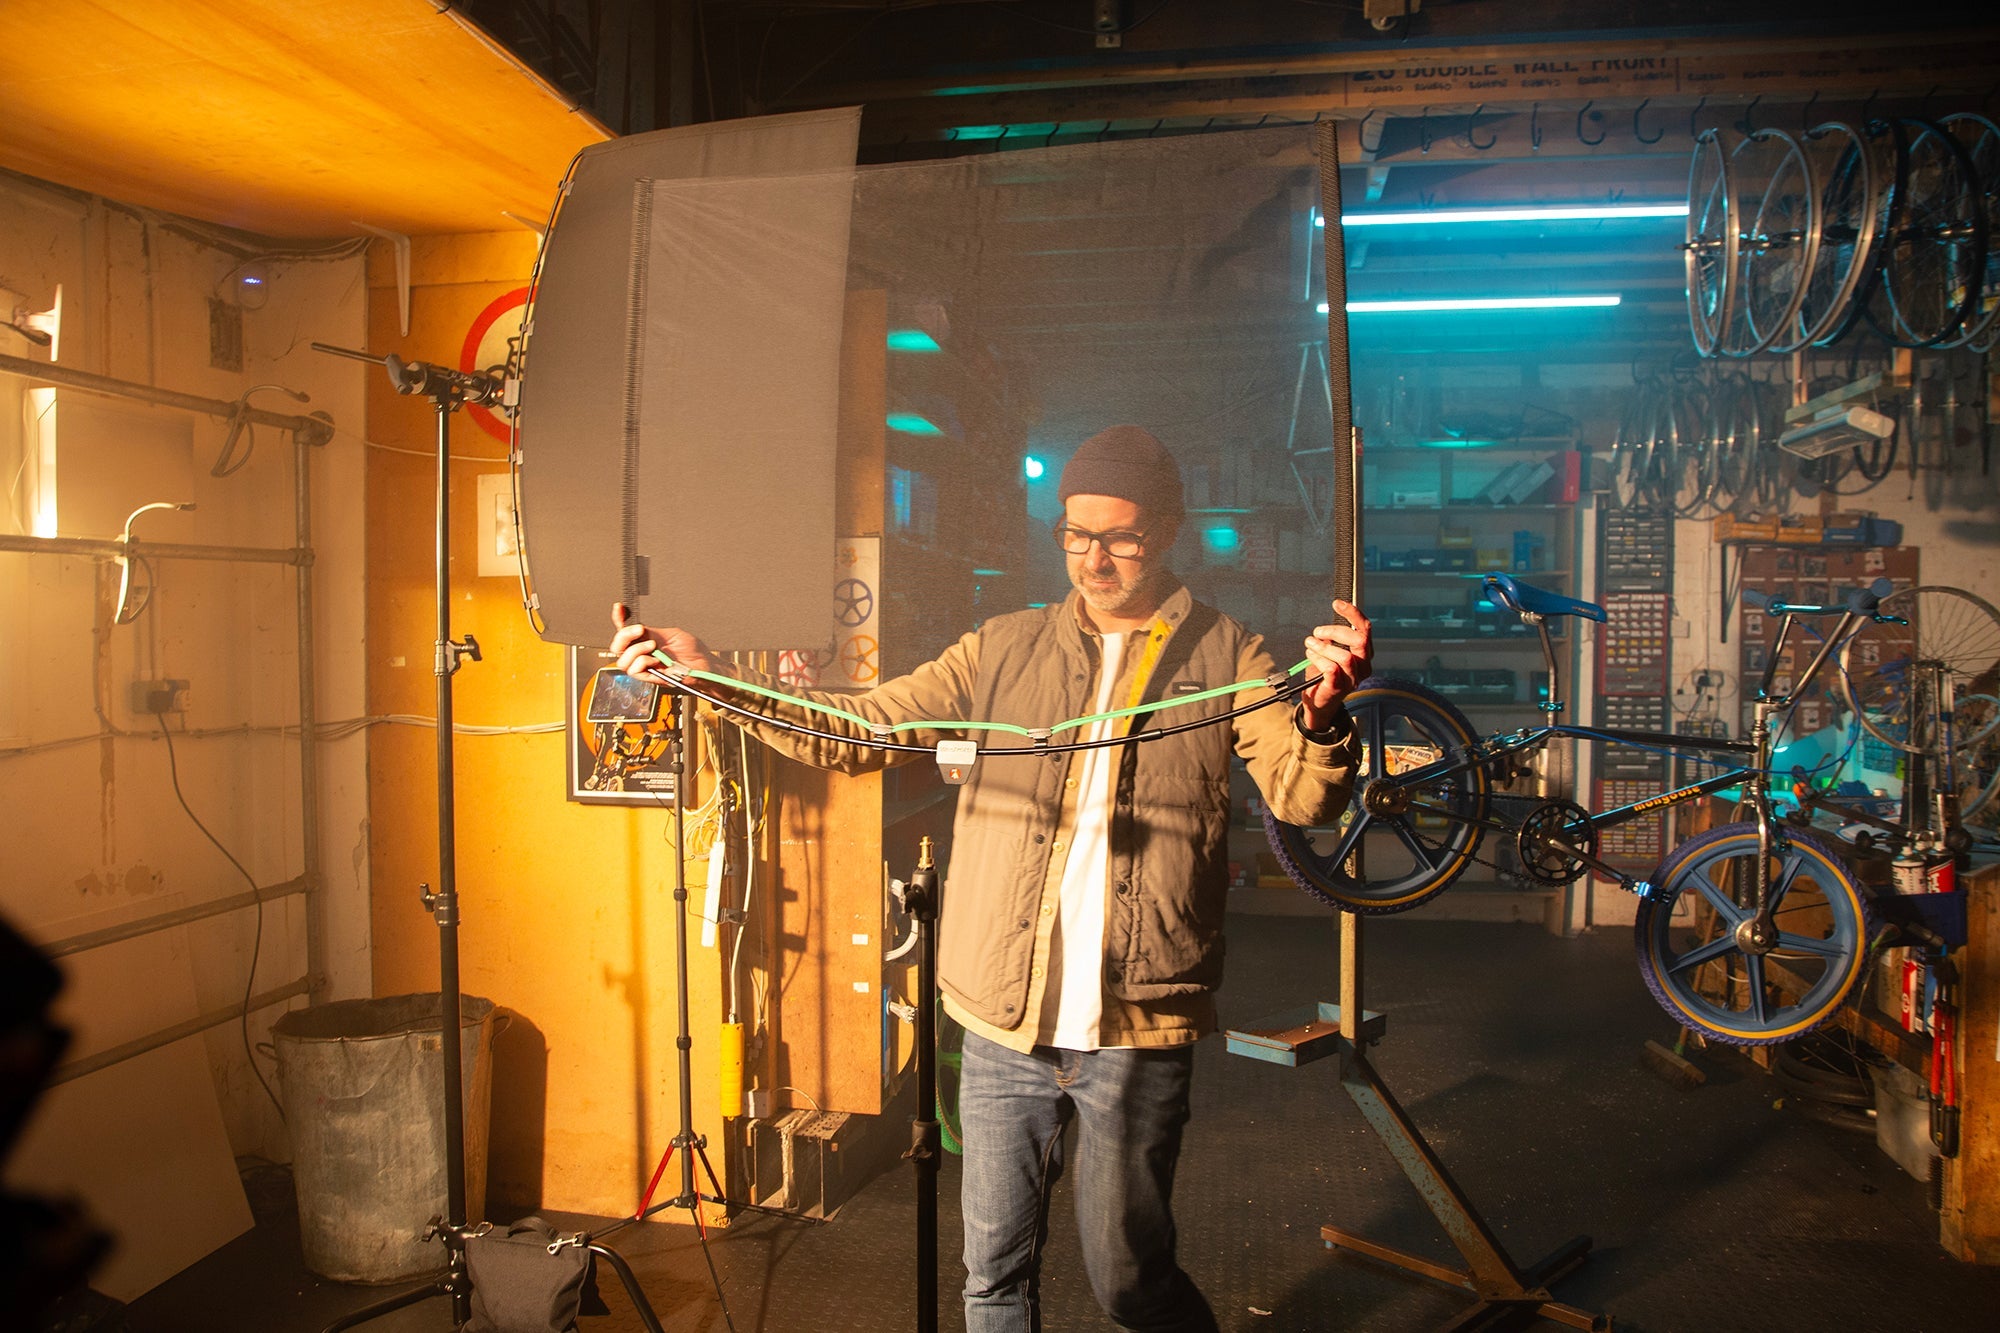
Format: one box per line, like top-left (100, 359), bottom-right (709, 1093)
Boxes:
top-left (1071, 562), bottom-right (1157, 618)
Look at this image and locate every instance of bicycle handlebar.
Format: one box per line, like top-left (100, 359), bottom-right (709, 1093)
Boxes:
top-left (1741, 577), bottom-right (1899, 621)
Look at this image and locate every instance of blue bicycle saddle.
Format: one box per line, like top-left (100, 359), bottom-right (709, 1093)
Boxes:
top-left (1482, 572), bottom-right (1607, 623)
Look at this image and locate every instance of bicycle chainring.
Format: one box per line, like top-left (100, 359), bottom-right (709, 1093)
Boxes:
top-left (1516, 800), bottom-right (1597, 885)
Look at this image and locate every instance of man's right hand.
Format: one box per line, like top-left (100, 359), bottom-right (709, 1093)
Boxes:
top-left (610, 603), bottom-right (718, 679)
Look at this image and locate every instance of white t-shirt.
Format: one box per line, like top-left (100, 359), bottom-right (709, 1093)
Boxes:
top-left (1048, 630), bottom-right (1126, 1050)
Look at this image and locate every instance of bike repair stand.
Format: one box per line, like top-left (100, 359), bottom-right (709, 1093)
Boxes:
top-left (891, 837), bottom-right (944, 1333)
top-left (313, 343), bottom-right (667, 1333)
top-left (1227, 123), bottom-right (1608, 1332)
top-left (1227, 911), bottom-right (1607, 1331)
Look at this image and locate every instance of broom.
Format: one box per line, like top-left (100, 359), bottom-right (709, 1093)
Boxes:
top-left (1641, 1027), bottom-right (1707, 1089)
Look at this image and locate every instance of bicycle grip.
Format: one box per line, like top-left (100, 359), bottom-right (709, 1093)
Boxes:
top-left (1741, 587), bottom-right (1771, 611)
top-left (1844, 576), bottom-right (1894, 616)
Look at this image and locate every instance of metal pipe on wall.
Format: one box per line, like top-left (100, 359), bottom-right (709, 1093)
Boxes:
top-left (0, 347), bottom-right (334, 1005)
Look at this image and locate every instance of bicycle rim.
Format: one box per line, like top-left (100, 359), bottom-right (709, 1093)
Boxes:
top-left (1635, 825), bottom-right (1871, 1046)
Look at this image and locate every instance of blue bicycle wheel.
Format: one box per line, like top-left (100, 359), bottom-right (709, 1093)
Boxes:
top-left (1635, 823), bottom-right (1871, 1046)
top-left (1262, 676), bottom-right (1489, 913)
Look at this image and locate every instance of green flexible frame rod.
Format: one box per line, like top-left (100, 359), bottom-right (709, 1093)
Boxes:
top-left (640, 652), bottom-right (1326, 758)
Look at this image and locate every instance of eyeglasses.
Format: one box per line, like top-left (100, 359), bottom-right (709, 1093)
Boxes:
top-left (1053, 523), bottom-right (1148, 558)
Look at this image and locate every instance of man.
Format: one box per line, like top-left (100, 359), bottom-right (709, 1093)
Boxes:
top-left (612, 425), bottom-right (1370, 1332)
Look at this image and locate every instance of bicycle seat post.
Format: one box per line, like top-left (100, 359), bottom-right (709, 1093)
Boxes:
top-left (1527, 611), bottom-right (1565, 722)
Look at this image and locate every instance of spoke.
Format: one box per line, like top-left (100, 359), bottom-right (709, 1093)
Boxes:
top-left (1392, 819), bottom-right (1445, 870)
top-left (1364, 706), bottom-right (1387, 773)
top-left (1327, 809), bottom-right (1373, 868)
top-left (1666, 932), bottom-right (1742, 977)
top-left (1687, 864), bottom-right (1750, 925)
top-left (1776, 930), bottom-right (1846, 958)
top-left (1743, 954), bottom-right (1770, 1025)
top-left (1766, 849), bottom-right (1808, 909)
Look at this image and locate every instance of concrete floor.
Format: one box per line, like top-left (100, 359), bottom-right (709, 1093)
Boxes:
top-left (108, 910), bottom-right (2000, 1333)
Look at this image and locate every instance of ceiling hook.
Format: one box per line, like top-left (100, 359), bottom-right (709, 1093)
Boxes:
top-left (1577, 99), bottom-right (1605, 146)
top-left (1736, 93), bottom-right (1761, 136)
top-left (1045, 121), bottom-right (1063, 146)
top-left (1922, 83), bottom-right (1941, 119)
top-left (1633, 97), bottom-right (1662, 145)
top-left (1688, 94), bottom-right (1708, 140)
top-left (1466, 104), bottom-right (1497, 151)
top-left (1862, 89), bottom-right (1881, 128)
top-left (1800, 90), bottom-right (1820, 134)
top-left (1356, 106), bottom-right (1384, 155)
top-left (1147, 117), bottom-right (1166, 138)
top-left (1530, 101), bottom-right (1543, 152)
top-left (1419, 105), bottom-right (1434, 154)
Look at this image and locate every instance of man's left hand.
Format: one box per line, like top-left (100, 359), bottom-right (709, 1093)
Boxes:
top-left (1300, 599), bottom-right (1373, 734)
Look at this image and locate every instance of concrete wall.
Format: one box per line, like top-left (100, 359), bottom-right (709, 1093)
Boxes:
top-left (0, 171), bottom-right (370, 1261)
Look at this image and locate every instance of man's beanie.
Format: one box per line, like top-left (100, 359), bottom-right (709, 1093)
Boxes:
top-left (1057, 425), bottom-right (1184, 516)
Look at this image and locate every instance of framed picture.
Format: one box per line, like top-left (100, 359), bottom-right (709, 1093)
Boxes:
top-left (564, 646), bottom-right (678, 806)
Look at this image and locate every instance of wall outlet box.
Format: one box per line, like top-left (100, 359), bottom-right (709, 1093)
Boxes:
top-left (130, 679), bottom-right (190, 713)
top-left (745, 1088), bottom-right (772, 1120)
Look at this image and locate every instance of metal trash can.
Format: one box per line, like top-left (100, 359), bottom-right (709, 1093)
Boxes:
top-left (272, 993), bottom-right (499, 1282)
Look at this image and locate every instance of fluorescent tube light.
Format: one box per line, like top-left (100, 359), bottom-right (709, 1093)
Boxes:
top-left (1319, 295), bottom-right (1621, 314)
top-left (886, 413), bottom-right (943, 435)
top-left (887, 329), bottom-right (942, 352)
top-left (1320, 204), bottom-right (1686, 227)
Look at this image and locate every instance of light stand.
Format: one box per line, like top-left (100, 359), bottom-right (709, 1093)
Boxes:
top-left (891, 837), bottom-right (943, 1333)
top-left (310, 343), bottom-right (665, 1333)
top-left (629, 691), bottom-right (734, 1238)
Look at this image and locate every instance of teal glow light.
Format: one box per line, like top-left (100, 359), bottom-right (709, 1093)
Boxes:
top-left (1319, 295), bottom-right (1621, 314)
top-left (887, 329), bottom-right (942, 352)
top-left (1023, 455), bottom-right (1046, 480)
top-left (1419, 438), bottom-right (1499, 449)
top-left (887, 413), bottom-right (943, 435)
top-left (1203, 526), bottom-right (1239, 551)
top-left (972, 568), bottom-right (1008, 577)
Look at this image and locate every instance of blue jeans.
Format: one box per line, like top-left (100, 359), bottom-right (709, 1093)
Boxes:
top-left (958, 1032), bottom-right (1219, 1333)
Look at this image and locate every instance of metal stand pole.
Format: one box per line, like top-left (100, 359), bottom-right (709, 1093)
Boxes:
top-left (322, 371), bottom-right (481, 1333)
top-left (314, 345), bottom-right (669, 1332)
top-left (894, 837), bottom-right (944, 1333)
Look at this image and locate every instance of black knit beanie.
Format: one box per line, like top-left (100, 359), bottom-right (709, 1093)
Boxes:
top-left (1057, 425), bottom-right (1184, 517)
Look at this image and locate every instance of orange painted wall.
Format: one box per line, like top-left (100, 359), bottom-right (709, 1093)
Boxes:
top-left (364, 234), bottom-right (729, 1221)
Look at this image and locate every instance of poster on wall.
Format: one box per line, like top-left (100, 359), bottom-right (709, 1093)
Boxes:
top-left (776, 536), bottom-right (882, 690)
top-left (827, 536), bottom-right (881, 690)
top-left (564, 646), bottom-right (678, 807)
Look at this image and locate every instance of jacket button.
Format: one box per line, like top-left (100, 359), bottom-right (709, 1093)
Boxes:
top-left (1034, 833), bottom-right (1046, 844)
top-left (1115, 880), bottom-right (1131, 895)
top-left (1051, 840), bottom-right (1065, 852)
top-left (1018, 918), bottom-right (1031, 930)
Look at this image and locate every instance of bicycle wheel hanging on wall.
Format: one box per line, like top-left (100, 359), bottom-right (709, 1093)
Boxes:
top-left (1262, 676), bottom-right (1489, 914)
top-left (1937, 113), bottom-right (2000, 351)
top-left (1635, 825), bottom-right (1873, 1046)
top-left (1864, 118), bottom-right (1988, 349)
top-left (1840, 584), bottom-right (2000, 755)
top-left (1685, 128), bottom-right (1740, 357)
top-left (1735, 127), bottom-right (1821, 355)
top-left (1793, 121), bottom-right (1893, 348)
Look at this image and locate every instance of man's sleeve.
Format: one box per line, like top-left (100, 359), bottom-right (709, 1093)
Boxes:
top-left (690, 630), bottom-right (982, 775)
top-left (1230, 631), bottom-right (1360, 827)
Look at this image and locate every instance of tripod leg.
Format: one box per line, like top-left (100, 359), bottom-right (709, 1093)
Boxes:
top-left (320, 1276), bottom-right (451, 1333)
